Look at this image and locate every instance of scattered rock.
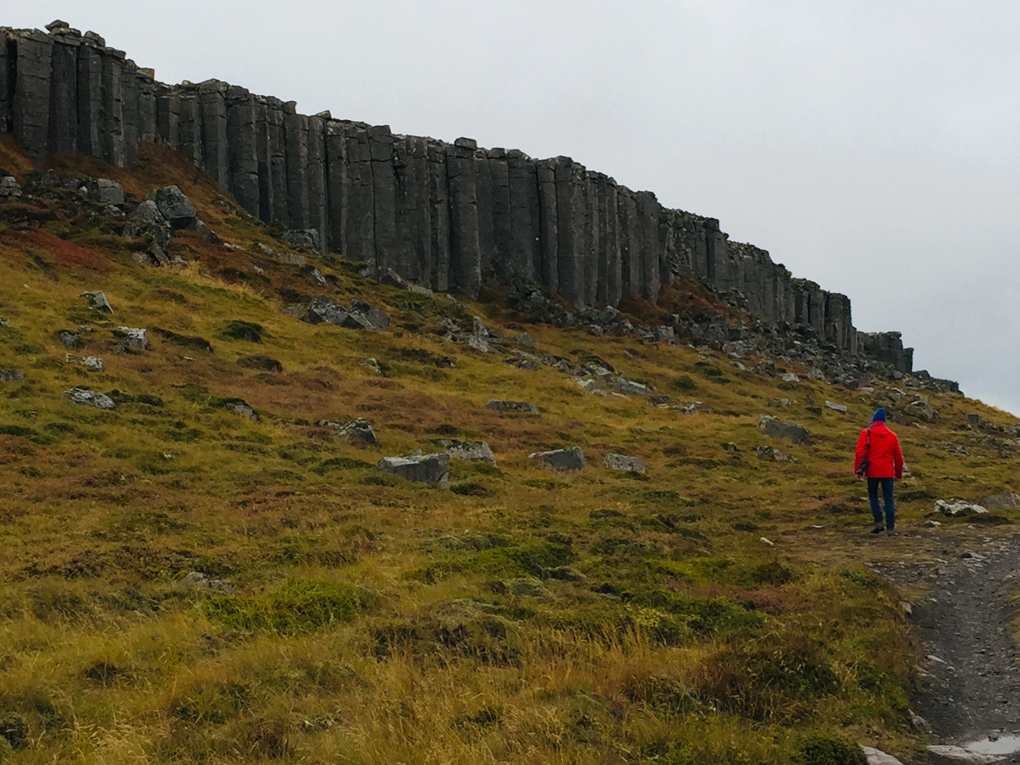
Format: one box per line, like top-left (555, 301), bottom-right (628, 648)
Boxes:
top-left (126, 199), bottom-right (173, 249)
top-left (824, 400), bottom-right (848, 414)
top-left (530, 447), bottom-right (586, 473)
top-left (358, 358), bottom-right (384, 375)
top-left (62, 387), bottom-right (116, 409)
top-left (176, 571), bottom-right (234, 594)
top-left (443, 440), bottom-right (497, 465)
top-left (114, 326), bottom-right (148, 351)
top-left (304, 296), bottom-right (348, 326)
top-left (0, 369), bottom-right (25, 382)
top-left (576, 378), bottom-right (605, 396)
top-left (780, 372), bottom-right (800, 383)
top-left (757, 415), bottom-right (809, 445)
top-left (221, 399), bottom-right (259, 422)
top-left (487, 399), bottom-right (539, 414)
top-left (618, 379), bottom-right (656, 397)
top-left (281, 229), bottom-right (321, 250)
top-left (143, 185), bottom-right (196, 228)
top-left (337, 418), bottom-right (378, 446)
top-left (979, 491), bottom-right (1020, 512)
top-left (927, 745), bottom-right (1004, 763)
top-left (65, 353), bottom-right (104, 371)
top-left (377, 453), bottom-right (450, 486)
top-left (681, 401), bottom-right (711, 415)
top-left (512, 333), bottom-right (535, 345)
top-left (604, 453), bottom-right (646, 473)
top-left (187, 218), bottom-right (221, 244)
top-left (769, 398), bottom-right (791, 408)
top-left (966, 413), bottom-right (983, 426)
top-left (237, 355), bottom-right (283, 372)
top-left (935, 500), bottom-right (988, 517)
top-left (756, 445), bottom-right (798, 463)
top-left (80, 291), bottom-right (113, 313)
top-left (79, 178), bottom-right (125, 206)
top-left (862, 748), bottom-right (906, 765)
top-left (0, 176), bottom-right (23, 198)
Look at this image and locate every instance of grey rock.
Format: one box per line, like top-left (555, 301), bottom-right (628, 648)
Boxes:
top-left (62, 387), bottom-right (116, 409)
top-left (358, 358), bottom-right (384, 375)
top-left (506, 577), bottom-right (553, 598)
top-left (966, 412), bottom-right (982, 426)
top-left (115, 326), bottom-right (148, 351)
top-left (222, 400), bottom-right (258, 421)
top-left (576, 378), bottom-right (605, 396)
top-left (187, 218), bottom-right (221, 244)
top-left (780, 372), bottom-right (800, 383)
top-left (769, 398), bottom-right (791, 408)
top-left (80, 178), bottom-right (125, 206)
top-left (237, 355), bottom-right (283, 372)
top-left (757, 415), bottom-right (809, 445)
top-left (308, 268), bottom-right (328, 287)
top-left (681, 401), bottom-right (711, 414)
top-left (979, 491), bottom-right (1020, 511)
top-left (377, 452), bottom-right (450, 486)
top-left (862, 748), bottom-right (906, 765)
top-left (0, 176), bottom-right (23, 198)
top-left (281, 229), bottom-right (321, 250)
top-left (926, 745), bottom-right (1004, 763)
top-left (304, 296), bottom-right (349, 326)
top-left (756, 446), bottom-right (798, 463)
top-left (512, 333), bottom-right (535, 346)
top-left (443, 440), bottom-right (497, 465)
top-left (0, 369), bottom-right (25, 382)
top-left (80, 291), bottom-right (113, 313)
top-left (143, 185), bottom-right (196, 229)
top-left (59, 330), bottom-right (80, 348)
top-left (349, 300), bottom-right (390, 330)
top-left (824, 400), bottom-right (848, 414)
top-left (275, 251), bottom-right (306, 266)
top-left (65, 353), bottom-right (104, 371)
top-left (467, 334), bottom-right (489, 353)
top-left (604, 453), bottom-right (645, 473)
top-left (935, 499), bottom-right (988, 517)
top-left (530, 446), bottom-right (586, 472)
top-left (0, 318), bottom-right (11, 328)
top-left (618, 379), bottom-right (655, 397)
top-left (176, 571), bottom-right (234, 594)
top-left (487, 399), bottom-right (539, 414)
top-left (338, 418), bottom-right (378, 446)
top-left (125, 200), bottom-right (173, 249)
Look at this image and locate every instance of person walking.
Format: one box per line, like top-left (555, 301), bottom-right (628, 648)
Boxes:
top-left (854, 408), bottom-right (904, 535)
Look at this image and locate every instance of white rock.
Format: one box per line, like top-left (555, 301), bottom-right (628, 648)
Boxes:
top-left (863, 747), bottom-right (906, 765)
top-left (927, 745), bottom-right (1006, 763)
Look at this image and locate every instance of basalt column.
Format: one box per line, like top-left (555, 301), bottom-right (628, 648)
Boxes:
top-left (488, 149), bottom-right (512, 283)
top-left (825, 292), bottom-right (856, 353)
top-left (76, 35), bottom-right (103, 156)
top-left (306, 114), bottom-right (328, 251)
top-left (121, 61), bottom-right (140, 167)
top-left (0, 31), bottom-right (10, 135)
top-left (225, 86), bottom-right (260, 217)
top-left (283, 104), bottom-right (309, 230)
top-left (581, 172), bottom-right (600, 306)
top-left (618, 188), bottom-right (640, 297)
top-left (506, 150), bottom-right (541, 282)
top-left (339, 123), bottom-right (375, 267)
top-left (552, 157), bottom-right (586, 305)
top-left (261, 97), bottom-right (287, 226)
top-left (369, 125), bottom-right (397, 270)
top-left (155, 85), bottom-right (180, 152)
top-left (136, 70), bottom-right (157, 143)
top-left (100, 50), bottom-right (128, 167)
top-left (199, 80), bottom-right (229, 187)
top-left (48, 30), bottom-right (79, 156)
top-left (447, 139), bottom-right (482, 298)
top-left (595, 175), bottom-right (622, 306)
top-left (394, 135), bottom-right (432, 284)
top-left (535, 159), bottom-right (559, 293)
top-left (12, 30), bottom-right (54, 163)
top-left (176, 87), bottom-right (202, 167)
top-left (427, 141), bottom-right (451, 291)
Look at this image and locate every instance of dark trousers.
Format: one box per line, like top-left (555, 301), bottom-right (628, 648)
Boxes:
top-left (868, 477), bottom-right (895, 530)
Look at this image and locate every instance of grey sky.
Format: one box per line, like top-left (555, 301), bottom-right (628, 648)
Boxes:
top-left (9, 1), bottom-right (1020, 414)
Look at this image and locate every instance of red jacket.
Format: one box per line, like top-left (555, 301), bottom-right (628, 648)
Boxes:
top-left (854, 422), bottom-right (904, 479)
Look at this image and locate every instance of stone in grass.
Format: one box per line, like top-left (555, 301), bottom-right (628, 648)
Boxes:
top-left (757, 415), bottom-right (809, 445)
top-left (443, 440), bottom-right (497, 465)
top-left (603, 453), bottom-right (645, 473)
top-left (176, 571), bottom-right (234, 595)
top-left (486, 399), bottom-right (539, 414)
top-left (377, 453), bottom-right (450, 487)
top-left (114, 327), bottom-right (148, 351)
top-left (237, 355), bottom-right (283, 373)
top-left (143, 185), bottom-right (197, 229)
top-left (979, 491), bottom-right (1020, 511)
top-left (65, 353), bottom-right (104, 371)
top-left (0, 369), bottom-right (26, 382)
top-left (530, 447), bottom-right (586, 473)
top-left (80, 290), bottom-right (113, 313)
top-left (756, 446), bottom-right (798, 463)
top-left (221, 399), bottom-right (259, 422)
top-left (338, 418), bottom-right (378, 447)
top-left (0, 712), bottom-right (28, 749)
top-left (824, 401), bottom-right (848, 414)
top-left (934, 499), bottom-right (987, 517)
top-left (63, 387), bottom-right (116, 409)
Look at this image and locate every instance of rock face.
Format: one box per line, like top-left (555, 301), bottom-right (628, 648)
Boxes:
top-left (530, 447), bottom-right (586, 473)
top-left (0, 21), bottom-right (921, 377)
top-left (757, 415), bottom-right (809, 445)
top-left (604, 453), bottom-right (645, 473)
top-left (378, 453), bottom-right (450, 486)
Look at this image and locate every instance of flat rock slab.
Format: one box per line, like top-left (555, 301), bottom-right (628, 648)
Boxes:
top-left (757, 414), bottom-right (809, 445)
top-left (530, 447), bottom-right (586, 473)
top-left (927, 746), bottom-right (1006, 764)
top-left (604, 453), bottom-right (645, 473)
top-left (443, 440), bottom-right (497, 465)
top-left (824, 400), bottom-right (848, 414)
top-left (63, 387), bottom-right (115, 409)
top-left (486, 399), bottom-right (538, 414)
top-left (378, 453), bottom-right (450, 487)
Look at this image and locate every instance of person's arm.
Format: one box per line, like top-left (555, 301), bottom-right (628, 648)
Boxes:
top-left (853, 430), bottom-right (867, 475)
top-left (893, 434), bottom-right (904, 480)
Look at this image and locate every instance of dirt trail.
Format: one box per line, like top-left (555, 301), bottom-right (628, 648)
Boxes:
top-left (871, 529), bottom-right (1020, 762)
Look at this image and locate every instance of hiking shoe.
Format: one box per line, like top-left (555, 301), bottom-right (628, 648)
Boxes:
top-left (885, 529), bottom-right (897, 536)
top-left (870, 524), bottom-right (885, 534)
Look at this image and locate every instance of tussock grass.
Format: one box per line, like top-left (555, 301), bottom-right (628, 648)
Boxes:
top-left (0, 140), bottom-right (1017, 762)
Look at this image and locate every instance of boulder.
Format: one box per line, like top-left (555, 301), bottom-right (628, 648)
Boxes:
top-left (80, 291), bottom-right (113, 313)
top-left (487, 399), bottom-right (539, 414)
top-left (80, 178), bottom-right (125, 206)
top-left (349, 300), bottom-right (390, 330)
top-left (187, 218), bottom-right (221, 244)
top-left (927, 745), bottom-right (1005, 764)
top-left (126, 200), bottom-right (174, 249)
top-left (143, 186), bottom-right (196, 228)
top-left (618, 379), bottom-right (655, 397)
top-left (530, 447), bottom-right (586, 473)
top-left (62, 387), bottom-right (116, 409)
top-left (304, 296), bottom-right (349, 326)
top-left (338, 418), bottom-right (378, 446)
top-left (862, 748), bottom-right (906, 765)
top-left (377, 453), bottom-right (450, 487)
top-left (966, 413), bottom-right (983, 426)
top-left (824, 401), bottom-right (848, 414)
top-left (757, 415), bottom-right (809, 445)
top-left (0, 369), bottom-right (25, 382)
top-left (0, 176), bottom-right (22, 198)
top-left (114, 327), bottom-right (149, 351)
top-left (979, 491), bottom-right (1020, 511)
top-left (281, 229), bottom-right (321, 250)
top-left (237, 355), bottom-right (283, 372)
top-left (935, 499), bottom-right (988, 517)
top-left (604, 453), bottom-right (645, 473)
top-left (221, 399), bottom-right (259, 421)
top-left (65, 354), bottom-right (104, 371)
top-left (176, 571), bottom-right (234, 594)
top-left (756, 446), bottom-right (798, 463)
top-left (443, 440), bottom-right (497, 465)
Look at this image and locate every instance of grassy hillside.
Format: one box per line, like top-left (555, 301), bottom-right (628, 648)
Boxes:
top-left (1, 137), bottom-right (1018, 764)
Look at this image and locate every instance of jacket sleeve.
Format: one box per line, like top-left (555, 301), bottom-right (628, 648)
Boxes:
top-left (853, 430), bottom-right (867, 474)
top-left (893, 433), bottom-right (904, 480)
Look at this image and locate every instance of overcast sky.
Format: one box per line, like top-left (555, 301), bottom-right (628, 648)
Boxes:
top-left (9, 1), bottom-right (1020, 415)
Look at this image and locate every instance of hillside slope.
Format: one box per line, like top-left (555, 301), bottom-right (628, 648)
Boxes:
top-left (0, 138), bottom-right (1018, 764)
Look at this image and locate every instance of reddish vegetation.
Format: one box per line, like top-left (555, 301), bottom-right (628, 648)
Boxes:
top-left (656, 273), bottom-right (744, 323)
top-left (0, 136), bottom-right (36, 181)
top-left (618, 291), bottom-right (667, 326)
top-left (2, 229), bottom-right (113, 273)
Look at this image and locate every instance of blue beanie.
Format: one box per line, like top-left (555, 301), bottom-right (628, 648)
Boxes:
top-left (872, 408), bottom-right (887, 422)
